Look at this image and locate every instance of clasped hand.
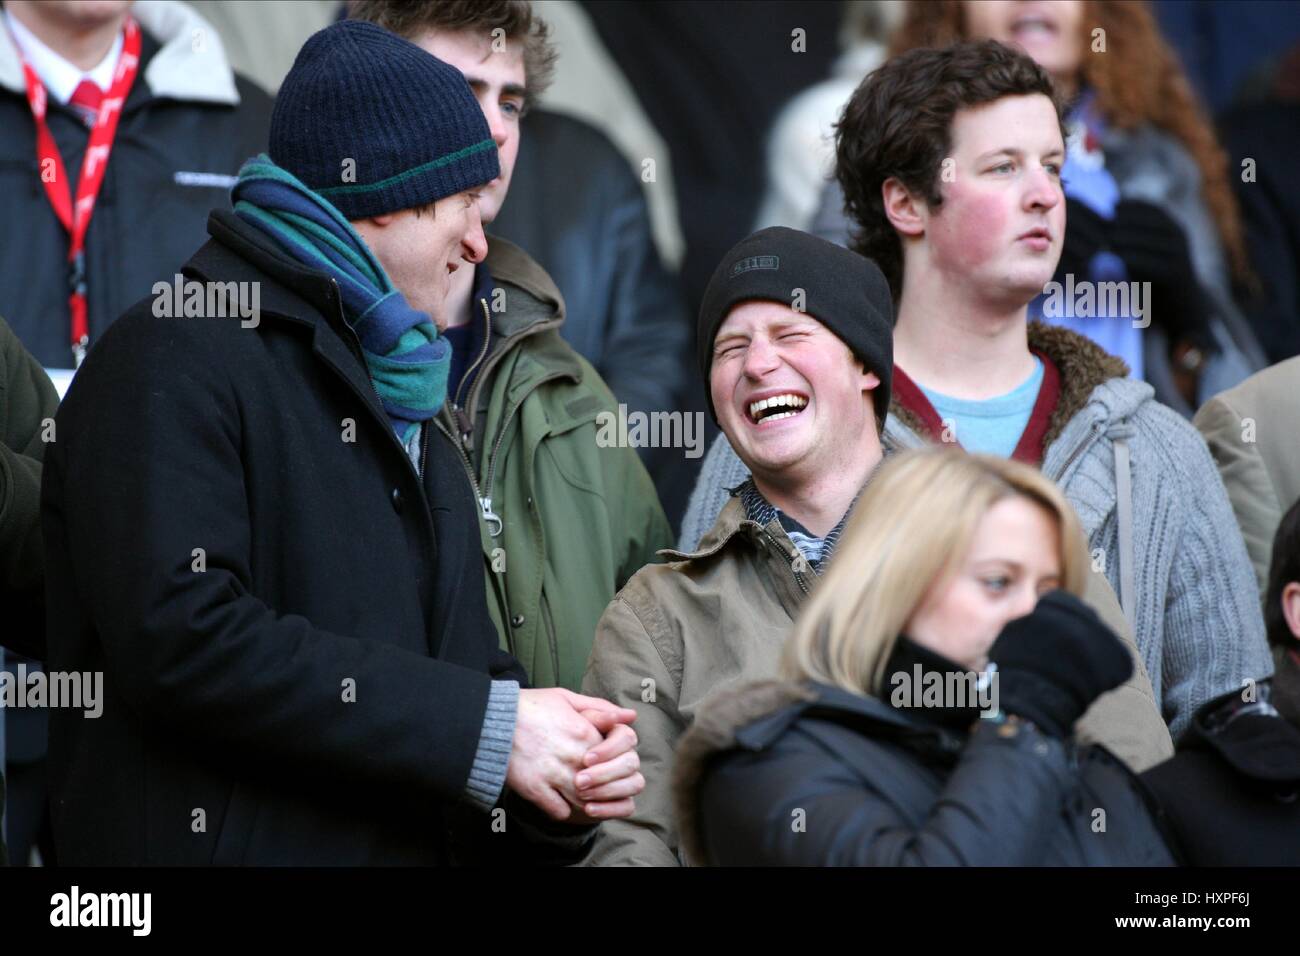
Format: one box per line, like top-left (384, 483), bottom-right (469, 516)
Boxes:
top-left (506, 687), bottom-right (643, 824)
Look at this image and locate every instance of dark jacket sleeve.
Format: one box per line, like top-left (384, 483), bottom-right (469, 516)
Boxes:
top-left (43, 318), bottom-right (494, 805)
top-left (698, 719), bottom-right (1074, 865)
top-left (594, 156), bottom-right (691, 422)
top-left (0, 317), bottom-right (59, 659)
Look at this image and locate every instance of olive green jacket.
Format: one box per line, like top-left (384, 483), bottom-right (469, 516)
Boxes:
top-left (435, 238), bottom-right (672, 690)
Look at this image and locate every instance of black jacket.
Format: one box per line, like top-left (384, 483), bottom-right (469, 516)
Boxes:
top-left (492, 110), bottom-right (691, 427)
top-left (1142, 678), bottom-right (1300, 865)
top-left (490, 110), bottom-right (707, 528)
top-left (0, 313), bottom-right (58, 659)
top-left (674, 680), bottom-right (1175, 866)
top-left (0, 9), bottom-right (273, 368)
top-left (41, 209), bottom-right (579, 865)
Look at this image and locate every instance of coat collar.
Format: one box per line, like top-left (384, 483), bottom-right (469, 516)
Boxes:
top-left (888, 321), bottom-right (1131, 453)
top-left (885, 321), bottom-right (1145, 462)
top-left (449, 237), bottom-right (582, 439)
top-left (656, 495), bottom-right (804, 566)
top-left (188, 209), bottom-right (394, 442)
top-left (0, 0), bottom-right (240, 105)
top-left (195, 209), bottom-right (340, 331)
top-left (1181, 677), bottom-right (1300, 785)
top-left (483, 234), bottom-right (566, 336)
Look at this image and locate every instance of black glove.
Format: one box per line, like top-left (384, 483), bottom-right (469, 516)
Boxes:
top-left (1109, 199), bottom-right (1216, 351)
top-left (987, 590), bottom-right (1134, 738)
top-left (1055, 197), bottom-right (1111, 283)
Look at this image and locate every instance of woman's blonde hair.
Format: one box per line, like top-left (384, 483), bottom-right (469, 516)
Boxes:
top-left (783, 447), bottom-right (1088, 696)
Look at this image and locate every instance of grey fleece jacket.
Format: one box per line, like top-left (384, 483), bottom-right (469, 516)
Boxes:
top-left (681, 325), bottom-right (1272, 739)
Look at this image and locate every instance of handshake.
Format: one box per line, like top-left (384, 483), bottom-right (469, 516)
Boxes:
top-left (506, 687), bottom-right (644, 824)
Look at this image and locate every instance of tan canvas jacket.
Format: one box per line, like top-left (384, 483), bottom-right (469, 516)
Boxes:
top-left (1194, 356), bottom-right (1300, 602)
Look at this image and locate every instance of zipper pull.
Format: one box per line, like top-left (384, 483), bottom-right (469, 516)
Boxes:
top-left (481, 496), bottom-right (503, 537)
top-left (454, 405), bottom-right (474, 451)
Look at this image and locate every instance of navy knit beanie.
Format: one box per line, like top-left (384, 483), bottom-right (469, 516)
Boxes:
top-left (270, 20), bottom-right (499, 220)
top-left (698, 227), bottom-right (894, 431)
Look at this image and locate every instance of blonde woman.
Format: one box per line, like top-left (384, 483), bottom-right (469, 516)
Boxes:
top-left (673, 448), bottom-right (1174, 866)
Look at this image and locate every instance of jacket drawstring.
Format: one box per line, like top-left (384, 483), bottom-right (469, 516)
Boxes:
top-left (1108, 421), bottom-right (1137, 633)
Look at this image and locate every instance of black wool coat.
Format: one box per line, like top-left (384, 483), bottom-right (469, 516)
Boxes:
top-left (41, 210), bottom-right (569, 865)
top-left (1142, 679), bottom-right (1300, 865)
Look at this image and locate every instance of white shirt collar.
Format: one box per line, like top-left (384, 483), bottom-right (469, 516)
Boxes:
top-left (4, 9), bottom-right (122, 104)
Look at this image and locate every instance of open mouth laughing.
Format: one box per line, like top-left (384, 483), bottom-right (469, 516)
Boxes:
top-left (746, 391), bottom-right (809, 425)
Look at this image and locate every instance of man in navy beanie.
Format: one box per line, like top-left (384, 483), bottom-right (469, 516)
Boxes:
top-left (41, 19), bottom-right (643, 866)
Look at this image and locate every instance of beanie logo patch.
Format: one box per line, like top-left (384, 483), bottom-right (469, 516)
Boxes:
top-left (730, 255), bottom-right (779, 277)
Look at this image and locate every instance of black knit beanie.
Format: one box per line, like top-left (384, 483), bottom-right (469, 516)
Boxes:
top-left (270, 20), bottom-right (499, 220)
top-left (698, 227), bottom-right (894, 429)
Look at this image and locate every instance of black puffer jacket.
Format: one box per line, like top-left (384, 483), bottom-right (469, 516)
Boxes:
top-left (0, 1), bottom-right (273, 368)
top-left (674, 680), bottom-right (1176, 866)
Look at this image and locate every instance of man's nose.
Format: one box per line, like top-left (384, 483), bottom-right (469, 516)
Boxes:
top-left (1024, 164), bottom-right (1062, 212)
top-left (741, 335), bottom-right (780, 378)
top-left (462, 203), bottom-right (488, 264)
top-left (487, 106), bottom-right (508, 149)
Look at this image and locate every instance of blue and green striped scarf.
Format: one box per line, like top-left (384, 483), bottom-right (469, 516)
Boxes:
top-left (232, 155), bottom-right (449, 444)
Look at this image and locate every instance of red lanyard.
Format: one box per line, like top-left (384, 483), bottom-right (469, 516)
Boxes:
top-left (14, 18), bottom-right (141, 366)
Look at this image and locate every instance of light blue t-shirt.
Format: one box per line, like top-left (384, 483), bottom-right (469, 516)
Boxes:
top-left (918, 356), bottom-right (1044, 458)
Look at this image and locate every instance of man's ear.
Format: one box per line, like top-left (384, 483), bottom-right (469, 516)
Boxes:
top-left (1282, 581), bottom-right (1300, 640)
top-left (881, 177), bottom-right (925, 237)
top-left (350, 213), bottom-right (396, 231)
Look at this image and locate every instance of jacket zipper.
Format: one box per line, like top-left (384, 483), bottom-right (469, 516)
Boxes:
top-left (759, 527), bottom-right (811, 596)
top-left (479, 371), bottom-right (566, 538)
top-left (1046, 420), bottom-right (1105, 483)
top-left (452, 297), bottom-right (493, 419)
top-left (432, 416), bottom-right (500, 538)
top-left (431, 415), bottom-right (515, 656)
top-left (460, 310), bottom-right (566, 450)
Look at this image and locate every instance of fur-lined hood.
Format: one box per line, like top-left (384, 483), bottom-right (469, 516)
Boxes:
top-left (671, 681), bottom-right (816, 866)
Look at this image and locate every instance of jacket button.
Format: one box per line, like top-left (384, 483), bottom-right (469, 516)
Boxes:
top-left (511, 614), bottom-right (525, 628)
top-left (390, 488), bottom-right (404, 513)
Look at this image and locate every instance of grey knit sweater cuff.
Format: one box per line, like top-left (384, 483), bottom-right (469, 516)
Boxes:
top-left (463, 679), bottom-right (519, 812)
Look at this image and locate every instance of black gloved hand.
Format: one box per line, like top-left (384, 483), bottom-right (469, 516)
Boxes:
top-left (1055, 197), bottom-right (1111, 283)
top-left (1109, 199), bottom-right (1216, 351)
top-left (987, 590), bottom-right (1134, 738)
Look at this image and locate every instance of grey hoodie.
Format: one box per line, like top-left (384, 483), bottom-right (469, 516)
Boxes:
top-left (681, 324), bottom-right (1272, 739)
